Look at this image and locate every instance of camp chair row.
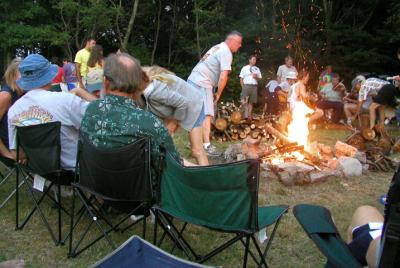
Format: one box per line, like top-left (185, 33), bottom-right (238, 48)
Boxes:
top-left (6, 122), bottom-right (288, 267)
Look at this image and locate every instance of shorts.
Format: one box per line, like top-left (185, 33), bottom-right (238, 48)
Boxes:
top-left (242, 84), bottom-right (258, 104)
top-left (362, 98), bottom-right (373, 112)
top-left (67, 82), bottom-right (78, 90)
top-left (188, 80), bottom-right (214, 116)
top-left (193, 105), bottom-right (205, 128)
top-left (348, 222), bottom-right (383, 266)
top-left (372, 84), bottom-right (399, 107)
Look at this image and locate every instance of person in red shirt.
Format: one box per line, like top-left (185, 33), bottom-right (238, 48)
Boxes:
top-left (51, 57), bottom-right (65, 91)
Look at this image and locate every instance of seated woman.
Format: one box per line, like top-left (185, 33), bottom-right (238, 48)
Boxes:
top-left (344, 76), bottom-right (365, 125)
top-left (85, 45), bottom-right (104, 97)
top-left (140, 66), bottom-right (208, 166)
top-left (0, 59), bottom-right (23, 159)
top-left (347, 205), bottom-right (383, 268)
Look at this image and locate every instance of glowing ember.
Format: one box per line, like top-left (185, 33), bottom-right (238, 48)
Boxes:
top-left (287, 101), bottom-right (314, 151)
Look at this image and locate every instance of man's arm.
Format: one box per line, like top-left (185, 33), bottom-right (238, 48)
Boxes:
top-left (75, 63), bottom-right (84, 89)
top-left (214, 70), bottom-right (229, 103)
top-left (70, 87), bottom-right (98, 102)
top-left (240, 77), bottom-right (244, 88)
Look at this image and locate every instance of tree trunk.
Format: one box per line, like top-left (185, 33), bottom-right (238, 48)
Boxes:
top-left (168, 0), bottom-right (178, 66)
top-left (194, 0), bottom-right (201, 59)
top-left (151, 0), bottom-right (162, 65)
top-left (123, 0), bottom-right (139, 49)
top-left (322, 0), bottom-right (333, 57)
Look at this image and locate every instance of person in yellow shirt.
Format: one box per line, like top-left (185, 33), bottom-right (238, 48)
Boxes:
top-left (74, 38), bottom-right (96, 89)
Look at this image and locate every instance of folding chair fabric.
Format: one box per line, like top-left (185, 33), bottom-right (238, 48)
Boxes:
top-left (17, 122), bottom-right (62, 176)
top-left (77, 135), bottom-right (152, 202)
top-left (69, 136), bottom-right (154, 257)
top-left (155, 152), bottom-right (288, 266)
top-left (15, 122), bottom-right (74, 245)
top-left (293, 204), bottom-right (362, 268)
top-left (91, 235), bottom-right (215, 268)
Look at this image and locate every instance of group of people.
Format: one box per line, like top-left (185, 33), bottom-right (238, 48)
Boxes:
top-left (1, 31), bottom-right (400, 267)
top-left (0, 31), bottom-right (245, 170)
top-left (259, 59), bottom-right (400, 130)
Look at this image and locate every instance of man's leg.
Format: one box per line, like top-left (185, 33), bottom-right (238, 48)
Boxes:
top-left (189, 126), bottom-right (209, 165)
top-left (248, 103), bottom-right (253, 120)
top-left (309, 100), bottom-right (325, 122)
top-left (369, 102), bottom-right (380, 129)
top-left (202, 115), bottom-right (212, 145)
top-left (344, 103), bottom-right (357, 122)
top-left (326, 101), bottom-right (344, 123)
top-left (346, 205), bottom-right (383, 243)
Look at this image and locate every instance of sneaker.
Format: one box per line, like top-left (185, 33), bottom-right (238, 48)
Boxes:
top-left (204, 144), bottom-right (221, 156)
top-left (346, 118), bottom-right (352, 125)
top-left (130, 214), bottom-right (144, 222)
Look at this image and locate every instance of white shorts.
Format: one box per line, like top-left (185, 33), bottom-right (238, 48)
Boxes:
top-left (188, 81), bottom-right (214, 117)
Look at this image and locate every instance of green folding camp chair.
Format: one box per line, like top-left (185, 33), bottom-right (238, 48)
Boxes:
top-left (294, 164), bottom-right (400, 268)
top-left (293, 204), bottom-right (362, 268)
top-left (153, 151), bottom-right (288, 267)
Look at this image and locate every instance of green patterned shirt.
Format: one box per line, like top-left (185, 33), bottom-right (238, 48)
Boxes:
top-left (80, 94), bottom-right (180, 161)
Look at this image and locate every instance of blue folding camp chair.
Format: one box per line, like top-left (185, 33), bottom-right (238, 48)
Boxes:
top-left (90, 235), bottom-right (216, 268)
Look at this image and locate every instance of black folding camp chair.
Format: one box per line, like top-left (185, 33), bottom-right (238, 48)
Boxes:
top-left (293, 164), bottom-right (400, 268)
top-left (153, 151), bottom-right (288, 267)
top-left (91, 235), bottom-right (215, 268)
top-left (0, 156), bottom-right (23, 210)
top-left (68, 136), bottom-right (154, 257)
top-left (15, 122), bottom-right (75, 245)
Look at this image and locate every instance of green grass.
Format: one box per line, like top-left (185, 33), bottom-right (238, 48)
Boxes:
top-left (0, 127), bottom-right (398, 267)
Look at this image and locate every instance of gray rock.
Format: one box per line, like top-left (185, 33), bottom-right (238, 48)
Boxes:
top-left (338, 157), bottom-right (362, 177)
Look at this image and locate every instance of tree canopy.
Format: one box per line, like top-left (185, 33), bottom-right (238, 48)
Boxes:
top-left (1, 0), bottom-right (399, 99)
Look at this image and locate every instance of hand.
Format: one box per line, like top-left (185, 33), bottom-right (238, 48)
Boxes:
top-left (3, 150), bottom-right (16, 160)
top-left (214, 94), bottom-right (220, 105)
top-left (252, 73), bottom-right (257, 79)
top-left (394, 75), bottom-right (400, 82)
top-left (164, 118), bottom-right (179, 135)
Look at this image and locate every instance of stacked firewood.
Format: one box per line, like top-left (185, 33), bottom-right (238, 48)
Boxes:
top-left (211, 101), bottom-right (278, 142)
top-left (344, 114), bottom-right (398, 172)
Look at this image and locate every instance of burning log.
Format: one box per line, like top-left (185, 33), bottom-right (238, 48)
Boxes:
top-left (265, 123), bottom-right (291, 144)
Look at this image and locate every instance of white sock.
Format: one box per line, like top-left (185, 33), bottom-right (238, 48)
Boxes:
top-left (203, 143), bottom-right (211, 149)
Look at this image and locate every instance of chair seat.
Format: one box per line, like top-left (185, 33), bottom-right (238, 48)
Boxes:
top-left (258, 205), bottom-right (289, 229)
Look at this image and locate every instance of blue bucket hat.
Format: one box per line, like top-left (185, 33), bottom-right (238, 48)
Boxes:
top-left (17, 54), bottom-right (58, 91)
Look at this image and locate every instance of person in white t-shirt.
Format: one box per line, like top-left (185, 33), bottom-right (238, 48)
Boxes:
top-left (187, 31), bottom-right (242, 156)
top-left (239, 55), bottom-right (262, 120)
top-left (8, 54), bottom-right (95, 170)
top-left (277, 56), bottom-right (297, 83)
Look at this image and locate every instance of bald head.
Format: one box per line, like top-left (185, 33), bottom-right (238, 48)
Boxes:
top-left (104, 53), bottom-right (144, 94)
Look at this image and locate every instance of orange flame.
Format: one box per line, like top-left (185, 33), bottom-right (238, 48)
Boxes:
top-left (287, 101), bottom-right (314, 151)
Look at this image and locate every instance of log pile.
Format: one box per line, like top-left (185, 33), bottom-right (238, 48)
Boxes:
top-left (211, 101), bottom-right (278, 142)
top-left (344, 116), bottom-right (398, 172)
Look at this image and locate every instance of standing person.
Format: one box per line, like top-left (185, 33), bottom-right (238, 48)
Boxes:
top-left (140, 65), bottom-right (208, 165)
top-left (0, 59), bottom-right (23, 159)
top-left (63, 58), bottom-right (78, 90)
top-left (85, 44), bottom-right (104, 95)
top-left (80, 53), bottom-right (196, 167)
top-left (276, 56), bottom-right (297, 83)
top-left (187, 31), bottom-right (242, 155)
top-left (74, 38), bottom-right (96, 89)
top-left (239, 55), bottom-right (262, 120)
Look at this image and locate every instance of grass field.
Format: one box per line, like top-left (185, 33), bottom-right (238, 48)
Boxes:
top-left (0, 127), bottom-right (398, 268)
